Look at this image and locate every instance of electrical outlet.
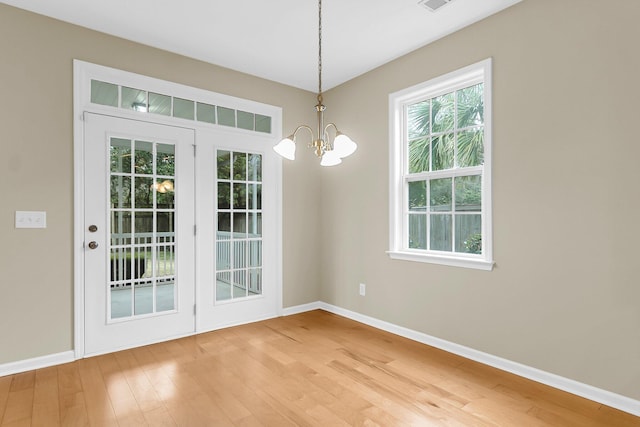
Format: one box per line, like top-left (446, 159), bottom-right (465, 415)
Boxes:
top-left (359, 283), bottom-right (366, 296)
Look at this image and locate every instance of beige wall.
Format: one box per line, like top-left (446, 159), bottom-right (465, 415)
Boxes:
top-left (321, 0), bottom-right (640, 400)
top-left (0, 3), bottom-right (321, 364)
top-left (1, 0), bottom-right (639, 403)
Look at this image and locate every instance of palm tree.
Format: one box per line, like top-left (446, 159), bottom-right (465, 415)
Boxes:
top-left (407, 83), bottom-right (484, 173)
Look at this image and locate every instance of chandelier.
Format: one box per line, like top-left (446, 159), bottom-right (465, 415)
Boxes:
top-left (273, 0), bottom-right (357, 166)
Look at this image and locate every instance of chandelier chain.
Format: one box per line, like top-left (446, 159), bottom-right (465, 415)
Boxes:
top-left (318, 0), bottom-right (322, 101)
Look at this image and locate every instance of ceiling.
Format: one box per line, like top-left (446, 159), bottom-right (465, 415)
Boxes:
top-left (1, 0), bottom-right (522, 92)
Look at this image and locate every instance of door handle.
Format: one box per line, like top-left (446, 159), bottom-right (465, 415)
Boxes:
top-left (88, 241), bottom-right (99, 250)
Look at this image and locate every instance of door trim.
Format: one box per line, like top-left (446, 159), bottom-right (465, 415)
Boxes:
top-left (74, 60), bottom-right (283, 359)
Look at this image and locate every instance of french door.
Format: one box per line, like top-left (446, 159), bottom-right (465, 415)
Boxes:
top-left (84, 113), bottom-right (195, 356)
top-left (195, 129), bottom-right (280, 331)
top-left (82, 113), bottom-right (280, 356)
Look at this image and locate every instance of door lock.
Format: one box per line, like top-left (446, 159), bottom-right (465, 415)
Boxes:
top-left (88, 241), bottom-right (99, 250)
top-left (88, 225), bottom-right (98, 232)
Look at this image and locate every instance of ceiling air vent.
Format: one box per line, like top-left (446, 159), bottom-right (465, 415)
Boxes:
top-left (418, 0), bottom-right (455, 12)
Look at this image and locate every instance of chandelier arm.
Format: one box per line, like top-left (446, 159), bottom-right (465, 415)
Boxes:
top-left (291, 125), bottom-right (314, 143)
top-left (323, 122), bottom-right (338, 150)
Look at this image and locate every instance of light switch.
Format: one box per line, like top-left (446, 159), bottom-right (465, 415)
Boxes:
top-left (15, 211), bottom-right (47, 229)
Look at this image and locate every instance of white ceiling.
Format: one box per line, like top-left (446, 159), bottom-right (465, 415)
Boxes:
top-left (1, 0), bottom-right (522, 92)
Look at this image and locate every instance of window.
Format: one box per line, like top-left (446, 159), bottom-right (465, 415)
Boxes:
top-left (388, 59), bottom-right (493, 270)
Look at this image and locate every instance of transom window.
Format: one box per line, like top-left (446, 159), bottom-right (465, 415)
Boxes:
top-left (388, 59), bottom-right (494, 270)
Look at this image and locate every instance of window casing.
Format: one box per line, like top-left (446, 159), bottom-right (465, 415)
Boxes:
top-left (388, 59), bottom-right (493, 270)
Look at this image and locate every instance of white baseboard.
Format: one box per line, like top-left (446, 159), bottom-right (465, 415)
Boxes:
top-left (282, 301), bottom-right (323, 316)
top-left (0, 351), bottom-right (75, 377)
top-left (283, 301), bottom-right (640, 418)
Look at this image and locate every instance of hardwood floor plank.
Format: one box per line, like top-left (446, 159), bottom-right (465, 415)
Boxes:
top-left (0, 376), bottom-right (12, 422)
top-left (57, 362), bottom-right (89, 426)
top-left (1, 310), bottom-right (638, 426)
top-left (32, 367), bottom-right (60, 427)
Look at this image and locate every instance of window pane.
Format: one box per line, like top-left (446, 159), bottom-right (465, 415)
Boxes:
top-left (432, 133), bottom-right (454, 170)
top-left (432, 92), bottom-right (454, 133)
top-left (408, 181), bottom-right (426, 211)
top-left (217, 150), bottom-right (231, 180)
top-left (457, 129), bottom-right (484, 168)
top-left (149, 92), bottom-right (171, 116)
top-left (233, 183), bottom-right (247, 209)
top-left (248, 184), bottom-right (261, 210)
top-left (430, 178), bottom-right (452, 212)
top-left (233, 212), bottom-right (246, 235)
top-left (218, 182), bottom-right (231, 209)
top-left (156, 280), bottom-right (175, 312)
top-left (156, 144), bottom-right (175, 177)
top-left (111, 286), bottom-right (132, 318)
top-left (248, 154), bottom-right (262, 181)
top-left (91, 80), bottom-right (118, 107)
top-left (237, 110), bottom-right (254, 131)
top-left (156, 212), bottom-right (175, 239)
top-left (218, 212), bottom-right (231, 232)
top-left (255, 115), bottom-right (271, 133)
top-left (218, 106), bottom-right (236, 127)
top-left (197, 102), bottom-right (216, 124)
top-left (216, 272), bottom-right (232, 301)
top-left (217, 242), bottom-right (231, 270)
top-left (134, 280), bottom-right (153, 316)
top-left (111, 211), bottom-right (132, 246)
top-left (134, 141), bottom-right (153, 175)
top-left (249, 268), bottom-right (262, 294)
top-left (430, 214), bottom-right (452, 252)
top-left (233, 152), bottom-right (247, 181)
top-left (408, 100), bottom-right (430, 139)
top-left (134, 177), bottom-right (154, 209)
top-left (408, 138), bottom-right (430, 173)
top-left (110, 138), bottom-right (131, 173)
top-left (110, 176), bottom-right (131, 209)
top-left (457, 83), bottom-right (484, 128)
top-left (248, 213), bottom-right (262, 236)
top-left (234, 241), bottom-right (246, 269)
top-left (455, 214), bottom-right (482, 254)
top-left (121, 87), bottom-right (146, 111)
top-left (173, 97), bottom-right (194, 120)
top-left (156, 179), bottom-right (174, 208)
top-left (455, 175), bottom-right (481, 212)
top-left (408, 214), bottom-right (427, 249)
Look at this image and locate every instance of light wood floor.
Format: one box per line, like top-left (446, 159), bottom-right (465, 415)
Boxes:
top-left (1, 310), bottom-right (638, 426)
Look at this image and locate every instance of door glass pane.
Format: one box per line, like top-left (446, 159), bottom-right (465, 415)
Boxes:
top-left (109, 137), bottom-right (178, 320)
top-left (216, 149), bottom-right (263, 302)
top-left (157, 279), bottom-right (175, 312)
top-left (110, 138), bottom-right (132, 173)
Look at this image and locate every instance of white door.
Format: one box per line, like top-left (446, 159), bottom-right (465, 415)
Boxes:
top-left (83, 113), bottom-right (195, 356)
top-left (196, 130), bottom-right (280, 331)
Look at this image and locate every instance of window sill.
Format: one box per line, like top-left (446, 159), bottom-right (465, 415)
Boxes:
top-left (387, 250), bottom-right (494, 271)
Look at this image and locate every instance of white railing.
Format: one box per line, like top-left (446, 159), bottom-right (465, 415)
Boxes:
top-left (216, 231), bottom-right (261, 293)
top-left (109, 231), bottom-right (261, 293)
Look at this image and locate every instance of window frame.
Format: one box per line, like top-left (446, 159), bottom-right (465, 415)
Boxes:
top-left (388, 58), bottom-right (494, 271)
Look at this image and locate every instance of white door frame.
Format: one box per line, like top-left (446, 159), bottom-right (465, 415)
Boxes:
top-left (73, 60), bottom-right (283, 359)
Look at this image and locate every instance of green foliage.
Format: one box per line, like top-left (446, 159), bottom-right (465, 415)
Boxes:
top-left (464, 233), bottom-right (482, 254)
top-left (408, 83), bottom-right (484, 173)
